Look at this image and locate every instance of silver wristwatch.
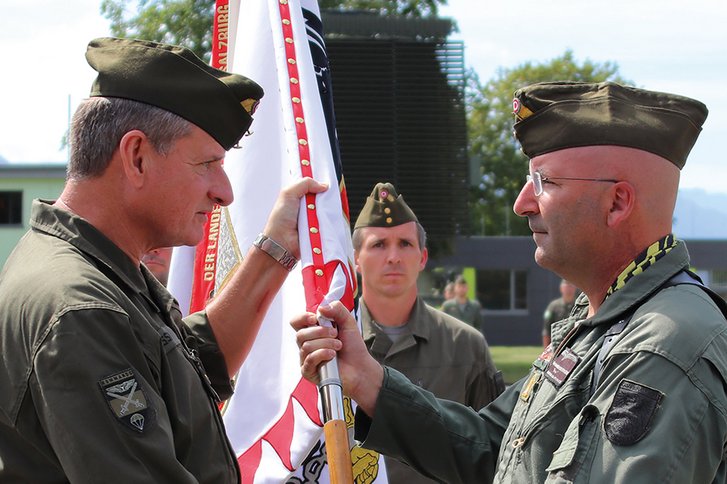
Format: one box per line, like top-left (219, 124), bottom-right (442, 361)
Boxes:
top-left (253, 233), bottom-right (298, 271)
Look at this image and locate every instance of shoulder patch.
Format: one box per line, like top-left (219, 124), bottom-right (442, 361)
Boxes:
top-left (605, 379), bottom-right (663, 446)
top-left (99, 369), bottom-right (154, 433)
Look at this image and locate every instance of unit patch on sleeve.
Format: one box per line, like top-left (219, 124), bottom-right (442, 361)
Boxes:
top-left (99, 369), bottom-right (154, 433)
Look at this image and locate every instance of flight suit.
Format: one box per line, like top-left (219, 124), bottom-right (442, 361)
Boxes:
top-left (355, 240), bottom-right (727, 483)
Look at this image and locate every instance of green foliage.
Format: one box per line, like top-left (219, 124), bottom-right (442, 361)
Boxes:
top-left (467, 50), bottom-right (632, 235)
top-left (100, 0), bottom-right (449, 63)
top-left (100, 0), bottom-right (215, 61)
top-left (319, 0), bottom-right (445, 16)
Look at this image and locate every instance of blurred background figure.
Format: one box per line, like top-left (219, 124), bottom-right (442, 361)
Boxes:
top-left (542, 279), bottom-right (578, 347)
top-left (142, 247), bottom-right (174, 287)
top-left (440, 281), bottom-right (455, 307)
top-left (441, 274), bottom-right (484, 334)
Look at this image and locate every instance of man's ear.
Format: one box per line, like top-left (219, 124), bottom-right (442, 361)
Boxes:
top-left (117, 130), bottom-right (150, 189)
top-left (354, 250), bottom-right (361, 275)
top-left (607, 182), bottom-right (635, 228)
top-left (419, 247), bottom-right (429, 271)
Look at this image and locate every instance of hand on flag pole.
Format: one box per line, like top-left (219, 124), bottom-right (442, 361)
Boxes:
top-left (169, 0), bottom-right (389, 481)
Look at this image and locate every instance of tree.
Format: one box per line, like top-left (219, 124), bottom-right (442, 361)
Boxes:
top-left (466, 50), bottom-right (632, 236)
top-left (318, 0), bottom-right (445, 16)
top-left (101, 0), bottom-right (215, 60)
top-left (100, 0), bottom-right (448, 61)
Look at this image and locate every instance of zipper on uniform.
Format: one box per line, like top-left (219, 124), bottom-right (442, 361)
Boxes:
top-left (185, 346), bottom-right (222, 403)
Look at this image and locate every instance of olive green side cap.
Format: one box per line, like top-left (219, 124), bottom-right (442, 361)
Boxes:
top-left (354, 182), bottom-right (418, 229)
top-left (86, 37), bottom-right (264, 150)
top-left (512, 81), bottom-right (708, 169)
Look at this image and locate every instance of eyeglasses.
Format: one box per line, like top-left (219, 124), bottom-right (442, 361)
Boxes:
top-left (526, 170), bottom-right (619, 197)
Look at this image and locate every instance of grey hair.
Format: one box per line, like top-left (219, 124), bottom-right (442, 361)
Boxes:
top-left (68, 97), bottom-right (192, 179)
top-left (352, 222), bottom-right (427, 252)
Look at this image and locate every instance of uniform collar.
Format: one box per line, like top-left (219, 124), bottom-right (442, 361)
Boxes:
top-left (30, 199), bottom-right (147, 296)
top-left (580, 239), bottom-right (690, 327)
top-left (360, 296), bottom-right (432, 343)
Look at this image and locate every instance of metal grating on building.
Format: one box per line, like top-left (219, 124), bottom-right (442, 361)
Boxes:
top-left (322, 12), bottom-right (470, 256)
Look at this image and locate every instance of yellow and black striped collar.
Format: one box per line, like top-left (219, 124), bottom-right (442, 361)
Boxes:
top-left (606, 234), bottom-right (677, 298)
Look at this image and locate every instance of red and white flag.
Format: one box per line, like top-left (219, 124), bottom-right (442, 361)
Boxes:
top-left (169, 1), bottom-right (386, 482)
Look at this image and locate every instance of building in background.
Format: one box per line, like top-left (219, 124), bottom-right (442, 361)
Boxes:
top-left (0, 163), bottom-right (66, 263)
top-left (2, 12), bottom-right (725, 345)
top-left (322, 11), bottom-right (470, 257)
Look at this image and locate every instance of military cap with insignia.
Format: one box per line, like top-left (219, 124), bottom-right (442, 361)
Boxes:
top-left (512, 81), bottom-right (708, 169)
top-left (86, 37), bottom-right (264, 151)
top-left (354, 182), bottom-right (418, 229)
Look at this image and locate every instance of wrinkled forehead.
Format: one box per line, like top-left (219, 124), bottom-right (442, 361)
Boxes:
top-left (361, 222), bottom-right (419, 240)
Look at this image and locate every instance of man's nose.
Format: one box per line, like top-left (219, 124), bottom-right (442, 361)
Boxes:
top-left (210, 167), bottom-right (234, 206)
top-left (513, 181), bottom-right (538, 217)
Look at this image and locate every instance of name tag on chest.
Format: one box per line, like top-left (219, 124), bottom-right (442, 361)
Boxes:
top-left (544, 347), bottom-right (580, 388)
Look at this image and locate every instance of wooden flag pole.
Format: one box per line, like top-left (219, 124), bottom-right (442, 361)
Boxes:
top-left (318, 352), bottom-right (354, 484)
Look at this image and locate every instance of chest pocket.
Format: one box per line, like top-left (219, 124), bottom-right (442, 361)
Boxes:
top-left (545, 404), bottom-right (600, 483)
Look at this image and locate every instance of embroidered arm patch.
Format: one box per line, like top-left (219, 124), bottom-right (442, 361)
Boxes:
top-left (604, 379), bottom-right (663, 446)
top-left (99, 369), bottom-right (155, 433)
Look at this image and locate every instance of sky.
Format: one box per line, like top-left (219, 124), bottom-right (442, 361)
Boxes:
top-left (2, 0), bottom-right (726, 194)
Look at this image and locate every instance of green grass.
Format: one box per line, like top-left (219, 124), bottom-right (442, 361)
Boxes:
top-left (490, 346), bottom-right (543, 385)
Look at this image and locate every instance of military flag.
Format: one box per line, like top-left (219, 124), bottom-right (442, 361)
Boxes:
top-left (169, 0), bottom-right (385, 482)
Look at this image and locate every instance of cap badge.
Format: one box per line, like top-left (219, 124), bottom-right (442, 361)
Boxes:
top-left (513, 97), bottom-right (534, 121)
top-left (241, 98), bottom-right (260, 115)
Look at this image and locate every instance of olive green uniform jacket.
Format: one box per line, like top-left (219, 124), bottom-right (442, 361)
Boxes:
top-left (355, 241), bottom-right (727, 483)
top-left (360, 298), bottom-right (504, 483)
top-left (0, 201), bottom-right (239, 483)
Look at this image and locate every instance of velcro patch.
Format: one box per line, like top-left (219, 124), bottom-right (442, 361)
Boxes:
top-left (99, 369), bottom-right (154, 433)
top-left (605, 379), bottom-right (663, 446)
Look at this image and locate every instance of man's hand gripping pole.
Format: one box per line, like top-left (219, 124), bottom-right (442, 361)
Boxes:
top-left (317, 316), bottom-right (353, 484)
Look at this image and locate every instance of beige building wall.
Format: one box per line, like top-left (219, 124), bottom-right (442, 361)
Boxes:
top-left (0, 164), bottom-right (66, 265)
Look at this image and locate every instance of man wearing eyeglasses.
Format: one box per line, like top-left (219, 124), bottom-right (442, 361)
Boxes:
top-left (292, 81), bottom-right (727, 483)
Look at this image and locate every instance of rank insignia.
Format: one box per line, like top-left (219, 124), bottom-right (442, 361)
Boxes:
top-left (99, 369), bottom-right (154, 433)
top-left (533, 343), bottom-right (554, 371)
top-left (544, 347), bottom-right (581, 388)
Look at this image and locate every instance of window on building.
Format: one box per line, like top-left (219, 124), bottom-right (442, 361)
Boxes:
top-left (0, 191), bottom-right (22, 225)
top-left (476, 269), bottom-right (527, 311)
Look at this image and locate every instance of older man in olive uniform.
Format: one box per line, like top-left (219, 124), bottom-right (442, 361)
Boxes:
top-left (353, 182), bottom-right (504, 483)
top-left (0, 38), bottom-right (324, 483)
top-left (293, 82), bottom-right (727, 483)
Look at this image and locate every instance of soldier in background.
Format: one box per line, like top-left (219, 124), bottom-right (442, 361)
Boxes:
top-left (351, 182), bottom-right (504, 483)
top-left (542, 279), bottom-right (578, 347)
top-left (141, 246), bottom-right (174, 286)
top-left (441, 275), bottom-right (485, 333)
